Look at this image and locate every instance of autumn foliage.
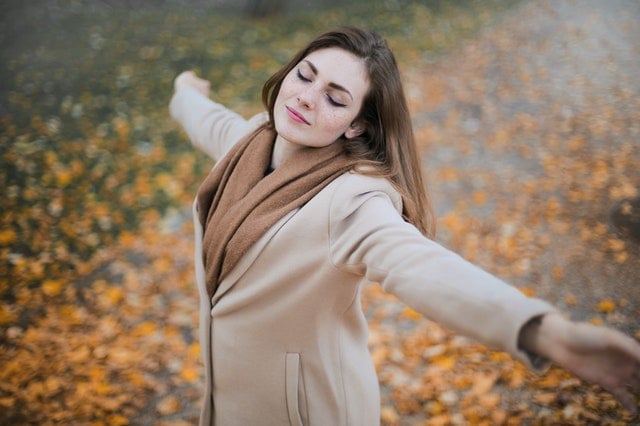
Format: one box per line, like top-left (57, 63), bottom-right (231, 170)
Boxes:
top-left (1, 0), bottom-right (638, 424)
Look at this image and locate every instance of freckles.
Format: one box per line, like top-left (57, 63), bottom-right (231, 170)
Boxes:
top-left (323, 111), bottom-right (346, 131)
top-left (334, 111), bottom-right (357, 131)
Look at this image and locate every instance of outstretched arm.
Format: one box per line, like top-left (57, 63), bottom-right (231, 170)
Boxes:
top-left (169, 71), bottom-right (267, 160)
top-left (174, 70), bottom-right (211, 97)
top-left (519, 313), bottom-right (640, 415)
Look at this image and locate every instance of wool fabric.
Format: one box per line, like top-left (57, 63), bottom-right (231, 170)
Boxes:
top-left (197, 125), bottom-right (356, 297)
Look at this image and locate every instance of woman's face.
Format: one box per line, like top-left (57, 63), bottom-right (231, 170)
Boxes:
top-left (273, 47), bottom-right (370, 150)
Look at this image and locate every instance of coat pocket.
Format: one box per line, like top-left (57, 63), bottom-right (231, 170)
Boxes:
top-left (285, 352), bottom-right (308, 426)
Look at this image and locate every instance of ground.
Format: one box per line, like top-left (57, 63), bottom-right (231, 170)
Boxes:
top-left (1, 0), bottom-right (638, 424)
top-left (372, 0), bottom-right (640, 423)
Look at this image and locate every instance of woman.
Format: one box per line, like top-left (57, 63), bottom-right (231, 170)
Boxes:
top-left (170, 27), bottom-right (639, 425)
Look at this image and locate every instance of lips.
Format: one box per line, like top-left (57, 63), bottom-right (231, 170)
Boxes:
top-left (286, 106), bottom-right (310, 125)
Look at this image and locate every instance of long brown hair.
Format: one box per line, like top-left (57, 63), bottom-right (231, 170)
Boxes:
top-left (262, 27), bottom-right (435, 237)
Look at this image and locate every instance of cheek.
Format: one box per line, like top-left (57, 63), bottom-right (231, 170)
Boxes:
top-left (278, 75), bottom-right (298, 99)
top-left (322, 109), bottom-right (356, 133)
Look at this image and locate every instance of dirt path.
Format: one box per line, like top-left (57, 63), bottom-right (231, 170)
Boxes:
top-left (410, 0), bottom-right (640, 328)
top-left (366, 0), bottom-right (640, 423)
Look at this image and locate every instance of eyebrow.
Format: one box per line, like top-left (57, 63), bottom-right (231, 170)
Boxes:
top-left (303, 59), bottom-right (354, 101)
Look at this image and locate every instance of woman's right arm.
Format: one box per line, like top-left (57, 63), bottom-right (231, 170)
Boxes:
top-left (519, 312), bottom-right (640, 414)
top-left (169, 71), bottom-right (267, 160)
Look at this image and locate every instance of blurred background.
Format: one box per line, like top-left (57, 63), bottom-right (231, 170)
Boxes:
top-left (1, 0), bottom-right (638, 424)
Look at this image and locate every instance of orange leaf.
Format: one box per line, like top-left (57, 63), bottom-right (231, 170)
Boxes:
top-left (42, 279), bottom-right (64, 297)
top-left (180, 366), bottom-right (199, 383)
top-left (0, 229), bottom-right (17, 245)
top-left (533, 392), bottom-right (557, 405)
top-left (157, 395), bottom-right (181, 416)
top-left (470, 372), bottom-right (498, 395)
top-left (596, 299), bottom-right (616, 313)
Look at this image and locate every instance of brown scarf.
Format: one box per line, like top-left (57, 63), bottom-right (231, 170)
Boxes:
top-left (197, 125), bottom-right (356, 298)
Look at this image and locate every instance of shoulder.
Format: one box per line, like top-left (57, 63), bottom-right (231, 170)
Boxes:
top-left (247, 111), bottom-right (269, 129)
top-left (329, 172), bottom-right (403, 215)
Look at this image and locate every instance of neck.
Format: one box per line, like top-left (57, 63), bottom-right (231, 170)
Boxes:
top-left (271, 135), bottom-right (301, 169)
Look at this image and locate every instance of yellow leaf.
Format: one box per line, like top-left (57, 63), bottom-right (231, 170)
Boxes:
top-left (187, 342), bottom-right (201, 358)
top-left (152, 257), bottom-right (172, 274)
top-left (0, 397), bottom-right (16, 408)
top-left (125, 371), bottom-right (145, 387)
top-left (89, 366), bottom-right (106, 382)
top-left (106, 414), bottom-right (129, 426)
top-left (104, 286), bottom-right (125, 306)
top-left (380, 405), bottom-right (400, 424)
top-left (42, 279), bottom-right (64, 296)
top-left (533, 392), bottom-right (557, 405)
top-left (108, 347), bottom-right (136, 366)
top-left (401, 307), bottom-right (422, 320)
top-left (55, 169), bottom-right (74, 187)
top-left (519, 287), bottom-right (536, 297)
top-left (604, 238), bottom-right (625, 252)
top-left (0, 229), bottom-right (17, 245)
top-left (567, 135), bottom-right (585, 152)
top-left (437, 167), bottom-right (460, 182)
top-left (564, 294), bottom-right (577, 306)
top-left (44, 377), bottom-right (63, 393)
top-left (590, 317), bottom-right (604, 326)
top-left (118, 231), bottom-right (136, 248)
top-left (59, 304), bottom-right (85, 325)
top-left (132, 321), bottom-right (156, 337)
top-left (425, 400), bottom-right (445, 416)
top-left (536, 372), bottom-right (561, 388)
top-left (45, 151), bottom-right (57, 166)
top-left (614, 251), bottom-right (628, 264)
top-left (180, 366), bottom-right (199, 383)
top-left (113, 117), bottom-right (130, 141)
top-left (472, 190), bottom-right (487, 206)
top-left (432, 355), bottom-right (456, 371)
top-left (478, 392), bottom-right (501, 409)
top-left (596, 299), bottom-right (616, 313)
top-left (470, 372), bottom-right (498, 395)
top-left (551, 266), bottom-right (564, 282)
top-left (157, 395), bottom-right (181, 416)
top-left (94, 381), bottom-right (112, 395)
top-left (0, 304), bottom-right (17, 326)
top-left (68, 345), bottom-right (91, 363)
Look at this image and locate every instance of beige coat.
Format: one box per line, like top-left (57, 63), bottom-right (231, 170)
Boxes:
top-left (170, 87), bottom-right (556, 425)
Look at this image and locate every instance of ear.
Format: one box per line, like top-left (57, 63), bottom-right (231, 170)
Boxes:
top-left (345, 120), bottom-right (366, 139)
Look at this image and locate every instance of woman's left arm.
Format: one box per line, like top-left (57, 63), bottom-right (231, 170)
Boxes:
top-left (519, 313), bottom-right (640, 414)
top-left (169, 71), bottom-right (267, 161)
top-left (328, 174), bottom-right (640, 415)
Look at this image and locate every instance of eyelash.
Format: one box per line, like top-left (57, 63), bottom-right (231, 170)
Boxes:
top-left (296, 69), bottom-right (346, 108)
top-left (296, 69), bottom-right (311, 83)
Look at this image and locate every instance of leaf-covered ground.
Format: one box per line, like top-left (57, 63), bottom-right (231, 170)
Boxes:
top-left (1, 0), bottom-right (639, 424)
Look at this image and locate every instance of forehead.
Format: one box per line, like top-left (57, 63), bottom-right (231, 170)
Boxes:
top-left (302, 47), bottom-right (369, 97)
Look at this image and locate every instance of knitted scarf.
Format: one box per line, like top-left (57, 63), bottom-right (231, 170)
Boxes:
top-left (197, 125), bottom-right (355, 298)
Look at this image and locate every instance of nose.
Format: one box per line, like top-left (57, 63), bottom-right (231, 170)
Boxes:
top-left (297, 85), bottom-right (317, 110)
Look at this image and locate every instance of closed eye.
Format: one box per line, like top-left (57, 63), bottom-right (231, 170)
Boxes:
top-left (297, 67), bottom-right (346, 107)
top-left (326, 95), bottom-right (346, 107)
top-left (296, 69), bottom-right (311, 82)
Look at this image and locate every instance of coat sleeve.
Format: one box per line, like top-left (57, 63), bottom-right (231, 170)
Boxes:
top-left (169, 86), bottom-right (268, 160)
top-left (328, 174), bottom-right (557, 369)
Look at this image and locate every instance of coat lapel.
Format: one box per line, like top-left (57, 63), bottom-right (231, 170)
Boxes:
top-left (211, 208), bottom-right (298, 306)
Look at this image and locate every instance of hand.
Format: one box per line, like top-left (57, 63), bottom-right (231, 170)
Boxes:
top-left (174, 70), bottom-right (211, 97)
top-left (522, 313), bottom-right (640, 415)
